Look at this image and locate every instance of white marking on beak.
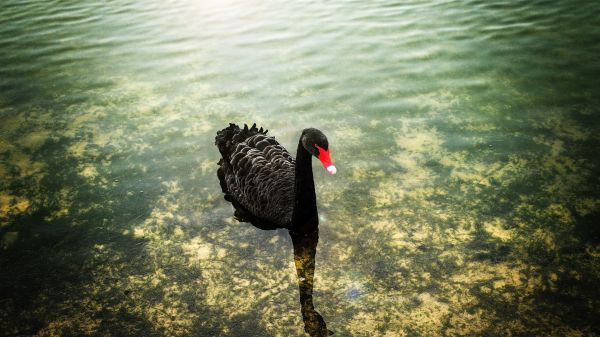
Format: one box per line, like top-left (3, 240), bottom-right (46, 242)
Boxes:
top-left (327, 165), bottom-right (337, 175)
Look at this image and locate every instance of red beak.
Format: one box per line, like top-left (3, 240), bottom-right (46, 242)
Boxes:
top-left (315, 144), bottom-right (336, 175)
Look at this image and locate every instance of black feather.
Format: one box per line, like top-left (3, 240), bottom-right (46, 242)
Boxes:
top-left (215, 123), bottom-right (295, 226)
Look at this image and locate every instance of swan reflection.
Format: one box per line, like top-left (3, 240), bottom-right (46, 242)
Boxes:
top-left (221, 200), bottom-right (332, 336)
top-left (290, 228), bottom-right (332, 336)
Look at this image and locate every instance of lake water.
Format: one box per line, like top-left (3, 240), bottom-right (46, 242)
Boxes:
top-left (1, 0), bottom-right (599, 336)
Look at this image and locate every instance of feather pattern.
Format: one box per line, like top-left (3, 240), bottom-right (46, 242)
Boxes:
top-left (216, 123), bottom-right (295, 226)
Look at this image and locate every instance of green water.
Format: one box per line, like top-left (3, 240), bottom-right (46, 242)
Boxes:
top-left (1, 0), bottom-right (600, 336)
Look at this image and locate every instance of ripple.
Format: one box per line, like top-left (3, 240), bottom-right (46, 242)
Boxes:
top-left (1, 0), bottom-right (599, 336)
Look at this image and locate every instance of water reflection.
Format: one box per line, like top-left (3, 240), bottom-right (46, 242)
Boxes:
top-left (218, 168), bottom-right (332, 336)
top-left (290, 228), bottom-right (332, 337)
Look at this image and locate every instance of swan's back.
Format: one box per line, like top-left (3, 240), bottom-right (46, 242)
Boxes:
top-left (215, 123), bottom-right (295, 226)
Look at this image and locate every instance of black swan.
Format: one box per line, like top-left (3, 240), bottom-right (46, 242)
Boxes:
top-left (215, 123), bottom-right (335, 336)
top-left (215, 123), bottom-right (336, 232)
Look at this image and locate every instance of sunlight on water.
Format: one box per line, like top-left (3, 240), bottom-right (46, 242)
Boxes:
top-left (1, 0), bottom-right (599, 336)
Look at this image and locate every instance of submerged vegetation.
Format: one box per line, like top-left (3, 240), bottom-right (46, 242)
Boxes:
top-left (1, 77), bottom-right (598, 336)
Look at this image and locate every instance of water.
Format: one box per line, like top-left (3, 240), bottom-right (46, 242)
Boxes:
top-left (1, 0), bottom-right (599, 335)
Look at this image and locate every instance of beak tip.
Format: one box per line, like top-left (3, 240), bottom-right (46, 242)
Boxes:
top-left (326, 165), bottom-right (337, 175)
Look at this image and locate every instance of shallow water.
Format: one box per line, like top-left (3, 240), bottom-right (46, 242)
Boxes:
top-left (1, 0), bottom-right (600, 336)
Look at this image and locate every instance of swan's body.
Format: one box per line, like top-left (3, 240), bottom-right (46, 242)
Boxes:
top-left (215, 123), bottom-right (335, 230)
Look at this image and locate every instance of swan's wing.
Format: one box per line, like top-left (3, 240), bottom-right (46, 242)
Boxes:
top-left (217, 126), bottom-right (295, 226)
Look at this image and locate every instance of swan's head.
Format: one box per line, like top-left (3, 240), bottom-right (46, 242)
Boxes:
top-left (301, 128), bottom-right (336, 175)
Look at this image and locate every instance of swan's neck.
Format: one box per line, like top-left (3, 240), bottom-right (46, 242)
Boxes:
top-left (292, 140), bottom-right (318, 231)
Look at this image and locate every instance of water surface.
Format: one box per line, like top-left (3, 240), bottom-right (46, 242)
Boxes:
top-left (1, 0), bottom-right (600, 336)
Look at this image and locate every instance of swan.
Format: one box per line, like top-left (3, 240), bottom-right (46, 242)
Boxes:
top-left (215, 123), bottom-right (335, 231)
